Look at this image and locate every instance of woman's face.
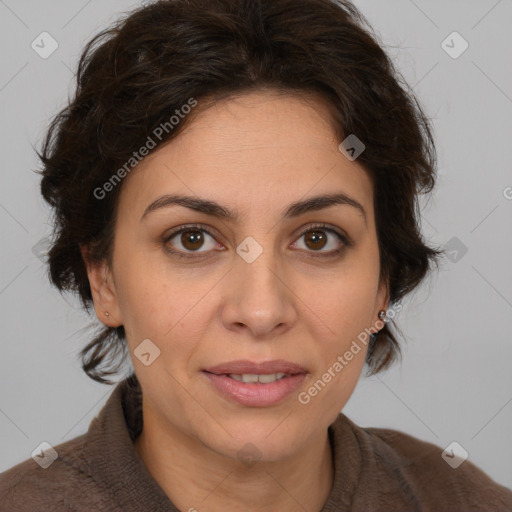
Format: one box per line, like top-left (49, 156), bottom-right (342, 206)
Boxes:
top-left (87, 90), bottom-right (388, 462)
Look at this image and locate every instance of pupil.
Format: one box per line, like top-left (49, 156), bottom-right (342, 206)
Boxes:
top-left (306, 231), bottom-right (326, 250)
top-left (182, 230), bottom-right (203, 250)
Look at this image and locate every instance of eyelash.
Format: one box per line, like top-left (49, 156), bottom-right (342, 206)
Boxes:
top-left (163, 223), bottom-right (352, 260)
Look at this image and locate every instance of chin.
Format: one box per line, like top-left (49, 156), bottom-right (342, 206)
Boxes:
top-left (199, 415), bottom-right (317, 464)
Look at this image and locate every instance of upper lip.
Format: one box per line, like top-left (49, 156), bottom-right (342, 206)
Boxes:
top-left (203, 359), bottom-right (307, 375)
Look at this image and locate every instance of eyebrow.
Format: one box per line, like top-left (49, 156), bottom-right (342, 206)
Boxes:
top-left (141, 192), bottom-right (367, 226)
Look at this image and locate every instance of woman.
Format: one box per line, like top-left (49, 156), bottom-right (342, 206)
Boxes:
top-left (1, 0), bottom-right (511, 510)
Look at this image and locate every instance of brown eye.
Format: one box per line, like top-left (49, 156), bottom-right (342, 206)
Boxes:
top-left (293, 225), bottom-right (348, 255)
top-left (163, 223), bottom-right (350, 260)
top-left (303, 230), bottom-right (328, 251)
top-left (180, 229), bottom-right (205, 251)
top-left (165, 225), bottom-right (218, 255)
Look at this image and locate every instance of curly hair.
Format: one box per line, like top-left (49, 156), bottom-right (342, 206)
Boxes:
top-left (36, 0), bottom-right (444, 384)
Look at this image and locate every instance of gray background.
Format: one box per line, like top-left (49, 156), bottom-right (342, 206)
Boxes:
top-left (1, 0), bottom-right (511, 490)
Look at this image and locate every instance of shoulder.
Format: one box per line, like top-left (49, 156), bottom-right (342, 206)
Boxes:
top-left (0, 433), bottom-right (108, 512)
top-left (357, 421), bottom-right (512, 510)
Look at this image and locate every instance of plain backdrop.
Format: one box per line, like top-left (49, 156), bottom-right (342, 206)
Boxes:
top-left (1, 0), bottom-right (511, 490)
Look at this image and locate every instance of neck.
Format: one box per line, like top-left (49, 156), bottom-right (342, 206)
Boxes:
top-left (134, 406), bottom-right (334, 512)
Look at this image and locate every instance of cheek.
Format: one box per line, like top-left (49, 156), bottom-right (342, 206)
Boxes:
top-left (297, 342), bottom-right (368, 429)
top-left (115, 255), bottom-right (216, 358)
top-left (303, 239), bottom-right (380, 338)
top-left (314, 275), bottom-right (378, 346)
top-left (304, 274), bottom-right (375, 400)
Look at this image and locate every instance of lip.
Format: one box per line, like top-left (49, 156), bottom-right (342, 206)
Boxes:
top-left (203, 359), bottom-right (307, 375)
top-left (202, 359), bottom-right (308, 407)
top-left (203, 372), bottom-right (307, 407)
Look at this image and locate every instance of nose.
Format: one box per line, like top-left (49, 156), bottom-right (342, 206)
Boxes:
top-left (219, 244), bottom-right (298, 338)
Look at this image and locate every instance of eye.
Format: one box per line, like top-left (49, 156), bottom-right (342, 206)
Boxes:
top-left (163, 222), bottom-right (351, 259)
top-left (292, 223), bottom-right (350, 257)
top-left (164, 224), bottom-right (220, 258)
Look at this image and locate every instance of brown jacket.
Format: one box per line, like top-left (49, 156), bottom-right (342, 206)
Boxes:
top-left (1, 374), bottom-right (511, 511)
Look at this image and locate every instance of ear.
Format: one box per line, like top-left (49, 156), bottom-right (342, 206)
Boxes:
top-left (80, 244), bottom-right (122, 327)
top-left (374, 277), bottom-right (391, 328)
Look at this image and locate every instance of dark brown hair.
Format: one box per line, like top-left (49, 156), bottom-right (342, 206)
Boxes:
top-left (37, 0), bottom-right (444, 384)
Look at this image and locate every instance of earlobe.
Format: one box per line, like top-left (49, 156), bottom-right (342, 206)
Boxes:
top-left (79, 244), bottom-right (122, 326)
top-left (376, 279), bottom-right (391, 327)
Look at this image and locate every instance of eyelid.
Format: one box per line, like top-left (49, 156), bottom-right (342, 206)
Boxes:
top-left (292, 222), bottom-right (352, 258)
top-left (296, 222), bottom-right (352, 245)
top-left (163, 223), bottom-right (223, 245)
top-left (163, 222), bottom-right (352, 259)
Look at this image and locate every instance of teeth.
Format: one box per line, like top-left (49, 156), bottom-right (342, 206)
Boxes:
top-left (228, 372), bottom-right (287, 383)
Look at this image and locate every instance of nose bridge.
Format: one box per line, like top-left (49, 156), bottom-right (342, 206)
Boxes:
top-left (224, 233), bottom-right (294, 331)
top-left (234, 233), bottom-right (282, 295)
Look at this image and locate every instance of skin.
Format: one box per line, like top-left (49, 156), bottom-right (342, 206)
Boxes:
top-left (82, 89), bottom-right (389, 512)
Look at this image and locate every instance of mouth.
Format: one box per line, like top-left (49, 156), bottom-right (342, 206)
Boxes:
top-left (203, 359), bottom-right (307, 376)
top-left (202, 359), bottom-right (308, 407)
top-left (223, 372), bottom-right (291, 384)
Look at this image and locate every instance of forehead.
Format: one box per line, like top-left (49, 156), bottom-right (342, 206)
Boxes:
top-left (117, 90), bottom-right (374, 224)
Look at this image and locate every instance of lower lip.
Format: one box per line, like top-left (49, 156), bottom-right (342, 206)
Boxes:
top-left (203, 372), bottom-right (307, 407)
